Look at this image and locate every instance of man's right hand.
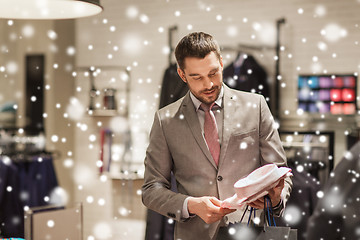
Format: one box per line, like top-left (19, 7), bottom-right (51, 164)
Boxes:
top-left (187, 196), bottom-right (236, 224)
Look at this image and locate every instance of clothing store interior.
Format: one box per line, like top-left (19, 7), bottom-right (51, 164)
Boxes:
top-left (0, 0), bottom-right (359, 239)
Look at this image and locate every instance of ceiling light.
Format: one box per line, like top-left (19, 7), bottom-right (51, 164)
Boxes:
top-left (0, 0), bottom-right (103, 19)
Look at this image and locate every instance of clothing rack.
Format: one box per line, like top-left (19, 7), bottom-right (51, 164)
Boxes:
top-left (2, 151), bottom-right (60, 163)
top-left (280, 130), bottom-right (334, 184)
top-left (275, 18), bottom-right (286, 119)
top-left (220, 18), bottom-right (286, 116)
top-left (0, 128), bottom-right (60, 160)
top-left (168, 25), bottom-right (178, 65)
top-left (220, 43), bottom-right (275, 52)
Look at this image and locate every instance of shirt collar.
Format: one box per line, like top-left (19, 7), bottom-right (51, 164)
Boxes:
top-left (190, 85), bottom-right (224, 111)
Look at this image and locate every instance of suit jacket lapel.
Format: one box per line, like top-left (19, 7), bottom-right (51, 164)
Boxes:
top-left (218, 85), bottom-right (237, 169)
top-left (181, 93), bottom-right (218, 169)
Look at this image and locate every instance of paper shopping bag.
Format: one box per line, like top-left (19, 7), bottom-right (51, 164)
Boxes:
top-left (257, 226), bottom-right (297, 240)
top-left (216, 224), bottom-right (297, 240)
top-left (216, 196), bottom-right (297, 240)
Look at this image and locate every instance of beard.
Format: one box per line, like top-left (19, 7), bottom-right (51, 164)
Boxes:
top-left (196, 85), bottom-right (221, 105)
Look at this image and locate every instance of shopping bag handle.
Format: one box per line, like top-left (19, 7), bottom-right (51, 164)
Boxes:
top-left (239, 205), bottom-right (256, 226)
top-left (239, 205), bottom-right (249, 224)
top-left (264, 195), bottom-right (276, 227)
top-left (240, 195), bottom-right (276, 227)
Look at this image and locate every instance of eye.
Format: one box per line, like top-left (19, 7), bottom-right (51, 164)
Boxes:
top-left (209, 72), bottom-right (217, 77)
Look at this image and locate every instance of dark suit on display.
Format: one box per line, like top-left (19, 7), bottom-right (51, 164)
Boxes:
top-left (223, 54), bottom-right (270, 106)
top-left (142, 84), bottom-right (292, 240)
top-left (159, 64), bottom-right (189, 109)
top-left (144, 63), bottom-right (188, 240)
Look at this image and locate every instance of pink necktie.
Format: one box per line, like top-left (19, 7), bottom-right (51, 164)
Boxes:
top-left (201, 103), bottom-right (220, 166)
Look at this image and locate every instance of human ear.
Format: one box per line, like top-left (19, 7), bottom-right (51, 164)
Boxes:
top-left (220, 55), bottom-right (224, 70)
top-left (177, 68), bottom-right (187, 83)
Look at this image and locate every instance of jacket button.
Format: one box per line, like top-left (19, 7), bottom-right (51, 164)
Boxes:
top-left (217, 176), bottom-right (223, 181)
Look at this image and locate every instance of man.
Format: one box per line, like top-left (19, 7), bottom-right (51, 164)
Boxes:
top-left (142, 32), bottom-right (292, 240)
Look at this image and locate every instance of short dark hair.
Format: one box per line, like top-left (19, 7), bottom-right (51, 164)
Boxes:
top-left (175, 32), bottom-right (221, 70)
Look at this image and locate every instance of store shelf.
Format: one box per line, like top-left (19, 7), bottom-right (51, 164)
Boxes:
top-left (106, 171), bottom-right (144, 180)
top-left (282, 141), bottom-right (328, 148)
top-left (88, 109), bottom-right (119, 117)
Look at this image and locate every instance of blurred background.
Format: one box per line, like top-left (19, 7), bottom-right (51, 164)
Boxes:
top-left (0, 0), bottom-right (360, 239)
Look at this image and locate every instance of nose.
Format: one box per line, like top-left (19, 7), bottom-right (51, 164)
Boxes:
top-left (204, 77), bottom-right (214, 89)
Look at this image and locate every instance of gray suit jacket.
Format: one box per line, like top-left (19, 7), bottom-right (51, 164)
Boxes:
top-left (142, 85), bottom-right (292, 240)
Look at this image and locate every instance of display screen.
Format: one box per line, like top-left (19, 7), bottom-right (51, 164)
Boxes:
top-left (298, 75), bottom-right (357, 115)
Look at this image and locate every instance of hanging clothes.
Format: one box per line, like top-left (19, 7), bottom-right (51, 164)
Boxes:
top-left (0, 155), bottom-right (58, 238)
top-left (0, 157), bottom-right (23, 238)
top-left (159, 63), bottom-right (188, 109)
top-left (145, 63), bottom-right (187, 240)
top-left (223, 53), bottom-right (271, 105)
top-left (16, 155), bottom-right (58, 207)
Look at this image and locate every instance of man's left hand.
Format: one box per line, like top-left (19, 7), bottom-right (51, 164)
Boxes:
top-left (247, 179), bottom-right (284, 209)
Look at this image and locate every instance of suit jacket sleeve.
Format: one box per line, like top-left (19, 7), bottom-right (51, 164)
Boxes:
top-left (259, 95), bottom-right (292, 215)
top-left (142, 111), bottom-right (188, 222)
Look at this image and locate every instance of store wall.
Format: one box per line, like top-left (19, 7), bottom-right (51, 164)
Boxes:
top-left (0, 19), bottom-right (75, 206)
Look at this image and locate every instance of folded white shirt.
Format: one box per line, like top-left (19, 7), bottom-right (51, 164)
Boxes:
top-left (221, 164), bottom-right (292, 223)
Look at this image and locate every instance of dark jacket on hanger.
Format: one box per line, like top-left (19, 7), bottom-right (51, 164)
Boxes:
top-left (145, 63), bottom-right (187, 240)
top-left (0, 158), bottom-right (23, 238)
top-left (159, 63), bottom-right (188, 109)
top-left (223, 54), bottom-right (270, 106)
